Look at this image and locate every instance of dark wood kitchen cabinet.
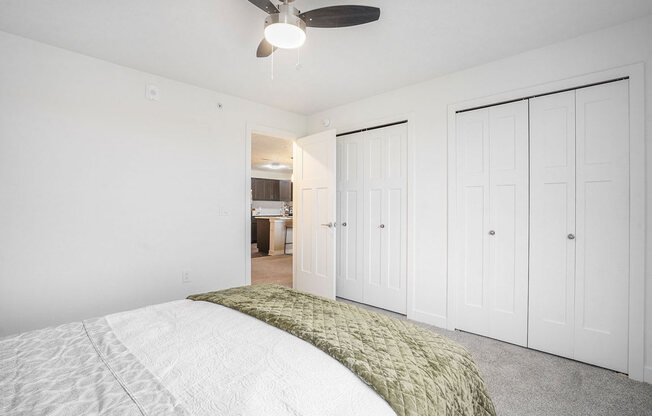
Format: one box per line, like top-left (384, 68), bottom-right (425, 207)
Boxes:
top-left (264, 179), bottom-right (280, 200)
top-left (252, 178), bottom-right (274, 201)
top-left (279, 180), bottom-right (292, 202)
top-left (252, 178), bottom-right (291, 201)
top-left (251, 216), bottom-right (258, 243)
top-left (252, 178), bottom-right (278, 201)
top-left (256, 218), bottom-right (270, 253)
top-left (251, 178), bottom-right (262, 200)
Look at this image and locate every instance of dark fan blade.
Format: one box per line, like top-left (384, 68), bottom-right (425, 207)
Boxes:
top-left (299, 5), bottom-right (380, 28)
top-left (248, 0), bottom-right (278, 14)
top-left (256, 38), bottom-right (277, 57)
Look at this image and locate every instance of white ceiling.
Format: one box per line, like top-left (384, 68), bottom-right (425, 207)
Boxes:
top-left (1, 0), bottom-right (651, 114)
top-left (251, 133), bottom-right (293, 172)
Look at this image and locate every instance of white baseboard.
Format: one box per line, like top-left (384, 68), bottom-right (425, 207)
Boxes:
top-left (408, 309), bottom-right (447, 329)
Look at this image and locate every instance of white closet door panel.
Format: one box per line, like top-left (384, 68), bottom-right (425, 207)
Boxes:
top-left (574, 80), bottom-right (629, 372)
top-left (336, 189), bottom-right (362, 298)
top-left (386, 188), bottom-right (404, 290)
top-left (459, 185), bottom-right (491, 335)
top-left (336, 135), bottom-right (364, 301)
top-left (456, 109), bottom-right (491, 336)
top-left (337, 137), bottom-right (359, 184)
top-left (365, 188), bottom-right (383, 287)
top-left (528, 91), bottom-right (576, 357)
top-left (463, 188), bottom-right (486, 308)
top-left (487, 101), bottom-right (529, 346)
top-left (382, 126), bottom-right (408, 312)
top-left (363, 131), bottom-right (384, 293)
top-left (363, 124), bottom-right (408, 314)
top-left (491, 184), bottom-right (516, 313)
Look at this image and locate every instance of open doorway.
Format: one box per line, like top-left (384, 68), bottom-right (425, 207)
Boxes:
top-left (250, 133), bottom-right (293, 288)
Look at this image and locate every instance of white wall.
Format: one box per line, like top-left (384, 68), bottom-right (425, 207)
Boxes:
top-left (0, 31), bottom-right (306, 336)
top-left (307, 15), bottom-right (652, 381)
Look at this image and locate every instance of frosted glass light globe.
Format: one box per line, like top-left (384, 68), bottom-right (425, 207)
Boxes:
top-left (264, 23), bottom-right (306, 49)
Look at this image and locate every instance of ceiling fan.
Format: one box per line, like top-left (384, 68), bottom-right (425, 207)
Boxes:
top-left (248, 0), bottom-right (381, 57)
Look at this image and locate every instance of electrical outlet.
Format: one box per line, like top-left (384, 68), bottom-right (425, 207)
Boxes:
top-left (181, 271), bottom-right (191, 283)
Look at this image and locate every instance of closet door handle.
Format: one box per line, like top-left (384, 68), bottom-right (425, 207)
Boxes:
top-left (379, 224), bottom-right (385, 229)
top-left (321, 222), bottom-right (334, 228)
top-left (488, 230), bottom-right (495, 236)
top-left (342, 222), bottom-right (347, 227)
top-left (568, 233), bottom-right (575, 240)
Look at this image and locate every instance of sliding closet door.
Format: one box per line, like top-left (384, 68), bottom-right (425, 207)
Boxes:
top-left (363, 123), bottom-right (408, 314)
top-left (528, 91), bottom-right (576, 357)
top-left (574, 80), bottom-right (629, 372)
top-left (456, 101), bottom-right (529, 346)
top-left (336, 133), bottom-right (364, 302)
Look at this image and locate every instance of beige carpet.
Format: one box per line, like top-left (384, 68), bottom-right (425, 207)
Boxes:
top-left (251, 254), bottom-right (292, 288)
top-left (340, 299), bottom-right (652, 416)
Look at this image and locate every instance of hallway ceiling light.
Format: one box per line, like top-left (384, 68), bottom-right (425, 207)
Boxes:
top-left (263, 162), bottom-right (291, 170)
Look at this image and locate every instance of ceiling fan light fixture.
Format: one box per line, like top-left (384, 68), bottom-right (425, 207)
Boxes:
top-left (264, 23), bottom-right (305, 49)
top-left (264, 4), bottom-right (306, 49)
top-left (252, 1), bottom-right (381, 58)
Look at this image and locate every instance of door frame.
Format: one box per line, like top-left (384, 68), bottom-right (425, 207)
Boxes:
top-left (446, 63), bottom-right (646, 381)
top-left (333, 113), bottom-right (416, 316)
top-left (244, 123), bottom-right (301, 287)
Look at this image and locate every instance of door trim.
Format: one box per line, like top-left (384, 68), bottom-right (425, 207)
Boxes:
top-left (244, 123), bottom-right (301, 288)
top-left (447, 63), bottom-right (645, 381)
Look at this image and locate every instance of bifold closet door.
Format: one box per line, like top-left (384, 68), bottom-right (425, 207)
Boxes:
top-left (574, 80), bottom-right (629, 372)
top-left (529, 80), bottom-right (629, 373)
top-left (528, 90), bottom-right (576, 358)
top-left (336, 132), bottom-right (364, 302)
top-left (455, 108), bottom-right (490, 336)
top-left (363, 123), bottom-right (408, 314)
top-left (455, 100), bottom-right (529, 346)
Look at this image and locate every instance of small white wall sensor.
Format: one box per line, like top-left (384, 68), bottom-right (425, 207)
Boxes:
top-left (146, 84), bottom-right (160, 101)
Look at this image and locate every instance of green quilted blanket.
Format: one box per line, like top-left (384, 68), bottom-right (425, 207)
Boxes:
top-left (188, 284), bottom-right (496, 416)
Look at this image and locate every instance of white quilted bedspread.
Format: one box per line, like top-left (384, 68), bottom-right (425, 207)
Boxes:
top-left (107, 299), bottom-right (396, 416)
top-left (1, 299), bottom-right (395, 416)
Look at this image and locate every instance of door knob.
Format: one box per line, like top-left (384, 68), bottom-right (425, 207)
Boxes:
top-left (342, 222), bottom-right (347, 227)
top-left (488, 230), bottom-right (495, 236)
top-left (321, 222), bottom-right (334, 228)
top-left (379, 224), bottom-right (385, 229)
top-left (568, 233), bottom-right (575, 240)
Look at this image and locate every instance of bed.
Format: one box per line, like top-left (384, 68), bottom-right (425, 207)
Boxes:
top-left (1, 284), bottom-right (495, 416)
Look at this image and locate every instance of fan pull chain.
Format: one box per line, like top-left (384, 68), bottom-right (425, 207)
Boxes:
top-left (296, 48), bottom-right (303, 71)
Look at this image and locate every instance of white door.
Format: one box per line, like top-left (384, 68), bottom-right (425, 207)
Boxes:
top-left (574, 80), bottom-right (629, 372)
top-left (293, 129), bottom-right (337, 299)
top-left (455, 101), bottom-right (529, 346)
top-left (528, 80), bottom-right (629, 372)
top-left (455, 108), bottom-right (491, 337)
top-left (336, 132), bottom-right (364, 302)
top-left (487, 101), bottom-right (529, 346)
top-left (362, 123), bottom-right (408, 314)
top-left (529, 90), bottom-right (576, 357)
